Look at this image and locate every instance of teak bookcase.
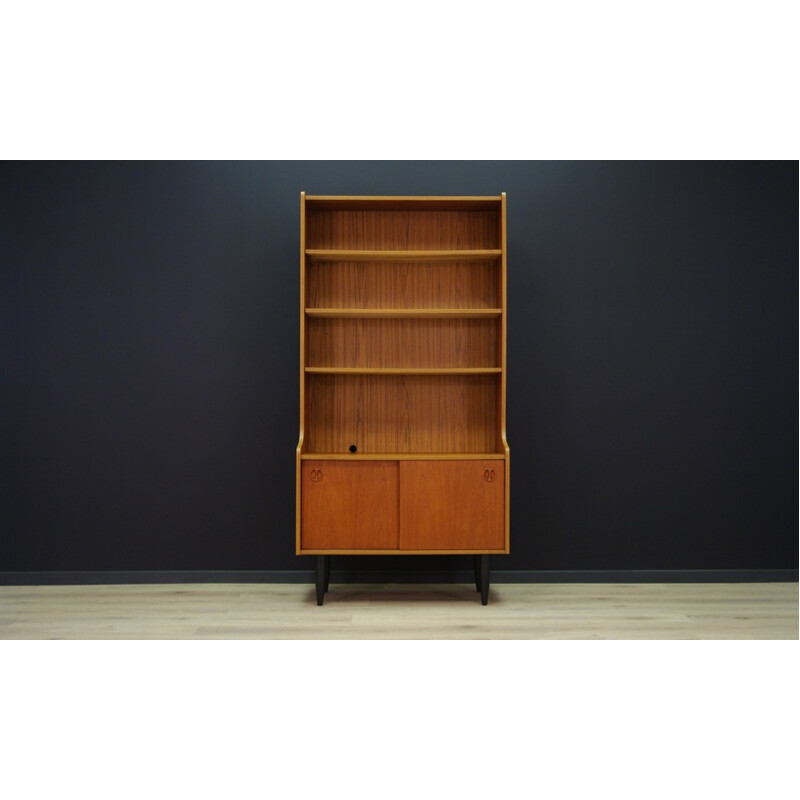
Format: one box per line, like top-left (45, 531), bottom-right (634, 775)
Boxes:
top-left (296, 194), bottom-right (509, 604)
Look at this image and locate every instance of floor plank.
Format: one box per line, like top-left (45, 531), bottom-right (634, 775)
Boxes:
top-left (0, 583), bottom-right (796, 639)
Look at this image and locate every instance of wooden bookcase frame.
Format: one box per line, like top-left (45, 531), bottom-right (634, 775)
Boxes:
top-left (295, 194), bottom-right (509, 602)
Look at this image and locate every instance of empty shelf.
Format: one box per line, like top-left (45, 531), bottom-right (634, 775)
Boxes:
top-left (305, 249), bottom-right (503, 262)
top-left (305, 308), bottom-right (502, 319)
top-left (305, 367), bottom-right (502, 375)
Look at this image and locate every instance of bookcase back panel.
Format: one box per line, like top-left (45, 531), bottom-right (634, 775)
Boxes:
top-left (306, 211), bottom-right (500, 250)
top-left (306, 261), bottom-right (499, 309)
top-left (307, 318), bottom-right (498, 369)
top-left (306, 374), bottom-right (499, 454)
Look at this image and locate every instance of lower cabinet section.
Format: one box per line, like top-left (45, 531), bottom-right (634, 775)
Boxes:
top-left (302, 461), bottom-right (399, 549)
top-left (301, 459), bottom-right (505, 552)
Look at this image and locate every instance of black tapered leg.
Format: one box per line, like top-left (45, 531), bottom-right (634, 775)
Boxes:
top-left (473, 555), bottom-right (481, 592)
top-left (324, 555), bottom-right (331, 594)
top-left (315, 556), bottom-right (326, 606)
top-left (479, 555), bottom-right (490, 605)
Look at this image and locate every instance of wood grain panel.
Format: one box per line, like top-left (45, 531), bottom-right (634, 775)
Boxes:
top-left (302, 461), bottom-right (398, 549)
top-left (306, 211), bottom-right (501, 249)
top-left (307, 318), bottom-right (498, 368)
top-left (399, 461), bottom-right (505, 550)
top-left (307, 261), bottom-right (499, 309)
top-left (306, 374), bottom-right (499, 454)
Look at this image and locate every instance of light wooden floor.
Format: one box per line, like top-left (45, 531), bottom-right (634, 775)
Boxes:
top-left (0, 582), bottom-right (796, 639)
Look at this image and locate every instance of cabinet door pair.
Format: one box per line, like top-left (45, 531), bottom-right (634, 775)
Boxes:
top-left (302, 460), bottom-right (504, 551)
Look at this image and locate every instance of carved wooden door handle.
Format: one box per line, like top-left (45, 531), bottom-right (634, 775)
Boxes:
top-left (310, 468), bottom-right (323, 482)
top-left (483, 468), bottom-right (496, 482)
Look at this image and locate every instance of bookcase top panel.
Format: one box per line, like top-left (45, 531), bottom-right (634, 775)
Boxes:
top-left (304, 195), bottom-right (503, 211)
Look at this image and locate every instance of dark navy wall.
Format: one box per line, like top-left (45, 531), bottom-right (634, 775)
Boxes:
top-left (1, 161), bottom-right (797, 575)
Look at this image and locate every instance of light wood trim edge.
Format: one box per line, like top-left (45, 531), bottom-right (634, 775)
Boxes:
top-left (301, 453), bottom-right (506, 461)
top-left (296, 191), bottom-right (306, 554)
top-left (297, 549), bottom-right (510, 555)
top-left (305, 308), bottom-right (503, 318)
top-left (306, 249), bottom-right (503, 262)
top-left (501, 192), bottom-right (510, 553)
top-left (305, 195), bottom-right (503, 202)
top-left (305, 367), bottom-right (502, 375)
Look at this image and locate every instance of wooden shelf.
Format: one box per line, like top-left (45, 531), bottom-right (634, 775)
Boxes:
top-left (302, 453), bottom-right (506, 461)
top-left (306, 308), bottom-right (502, 319)
top-left (305, 367), bottom-right (501, 375)
top-left (306, 249), bottom-right (502, 263)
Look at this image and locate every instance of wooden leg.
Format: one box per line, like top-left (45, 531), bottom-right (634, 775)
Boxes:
top-left (324, 555), bottom-right (331, 594)
top-left (479, 555), bottom-right (489, 605)
top-left (315, 556), bottom-right (326, 606)
top-left (473, 555), bottom-right (481, 592)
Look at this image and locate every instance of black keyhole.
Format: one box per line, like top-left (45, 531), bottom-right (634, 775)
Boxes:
top-left (349, 444), bottom-right (357, 453)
